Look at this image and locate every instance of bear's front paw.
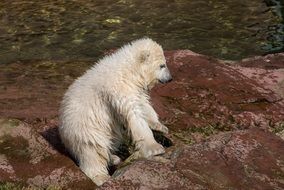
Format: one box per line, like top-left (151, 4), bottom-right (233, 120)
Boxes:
top-left (139, 141), bottom-right (165, 158)
top-left (159, 123), bottom-right (169, 134)
top-left (153, 123), bottom-right (169, 134)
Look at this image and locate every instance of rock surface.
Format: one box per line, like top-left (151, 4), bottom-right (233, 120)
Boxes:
top-left (0, 51), bottom-right (283, 189)
top-left (0, 118), bottom-right (94, 189)
top-left (101, 128), bottom-right (284, 190)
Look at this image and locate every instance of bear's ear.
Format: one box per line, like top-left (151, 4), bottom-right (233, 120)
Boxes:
top-left (138, 50), bottom-right (150, 64)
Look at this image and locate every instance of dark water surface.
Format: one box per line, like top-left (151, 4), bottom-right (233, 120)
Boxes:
top-left (0, 0), bottom-right (283, 64)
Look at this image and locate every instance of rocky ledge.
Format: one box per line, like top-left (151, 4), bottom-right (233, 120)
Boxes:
top-left (0, 51), bottom-right (283, 189)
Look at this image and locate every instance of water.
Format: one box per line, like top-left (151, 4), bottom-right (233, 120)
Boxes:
top-left (0, 0), bottom-right (283, 64)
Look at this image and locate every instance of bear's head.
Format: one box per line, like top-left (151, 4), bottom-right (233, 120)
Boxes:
top-left (132, 38), bottom-right (172, 90)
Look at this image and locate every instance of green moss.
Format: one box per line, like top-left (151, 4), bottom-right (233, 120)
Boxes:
top-left (189, 125), bottom-right (215, 136)
top-left (45, 186), bottom-right (62, 190)
top-left (0, 183), bottom-right (62, 190)
top-left (173, 132), bottom-right (193, 145)
top-left (173, 122), bottom-right (233, 145)
top-left (0, 183), bottom-right (19, 190)
top-left (0, 135), bottom-right (30, 160)
top-left (272, 123), bottom-right (284, 134)
top-left (188, 123), bottom-right (231, 137)
top-left (273, 169), bottom-right (284, 180)
top-left (0, 119), bottom-right (20, 129)
top-left (0, 182), bottom-right (25, 190)
top-left (7, 119), bottom-right (20, 128)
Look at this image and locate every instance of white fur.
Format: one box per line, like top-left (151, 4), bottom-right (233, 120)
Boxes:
top-left (59, 38), bottom-right (171, 186)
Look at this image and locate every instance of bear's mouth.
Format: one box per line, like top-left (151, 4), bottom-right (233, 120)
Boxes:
top-left (159, 78), bottom-right (172, 84)
top-left (158, 79), bottom-right (166, 84)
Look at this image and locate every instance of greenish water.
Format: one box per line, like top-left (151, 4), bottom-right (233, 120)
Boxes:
top-left (0, 0), bottom-right (283, 64)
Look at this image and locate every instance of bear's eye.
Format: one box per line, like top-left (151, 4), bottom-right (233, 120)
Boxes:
top-left (160, 64), bottom-right (166, 69)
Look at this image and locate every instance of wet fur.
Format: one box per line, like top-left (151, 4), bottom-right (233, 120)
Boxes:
top-left (59, 38), bottom-right (171, 186)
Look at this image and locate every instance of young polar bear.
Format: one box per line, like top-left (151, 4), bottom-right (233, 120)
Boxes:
top-left (59, 38), bottom-right (172, 186)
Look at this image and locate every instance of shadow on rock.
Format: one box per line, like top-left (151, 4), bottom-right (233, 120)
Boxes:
top-left (40, 126), bottom-right (77, 164)
top-left (153, 131), bottom-right (174, 148)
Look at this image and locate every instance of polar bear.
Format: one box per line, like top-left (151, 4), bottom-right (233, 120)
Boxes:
top-left (59, 38), bottom-right (172, 186)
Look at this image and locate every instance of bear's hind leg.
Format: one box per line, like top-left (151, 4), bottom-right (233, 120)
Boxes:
top-left (78, 145), bottom-right (110, 186)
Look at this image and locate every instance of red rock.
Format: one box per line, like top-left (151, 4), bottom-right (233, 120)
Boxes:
top-left (0, 51), bottom-right (283, 189)
top-left (152, 51), bottom-right (284, 134)
top-left (101, 128), bottom-right (284, 190)
top-left (0, 118), bottom-right (94, 189)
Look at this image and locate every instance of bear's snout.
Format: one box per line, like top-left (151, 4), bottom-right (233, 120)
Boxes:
top-left (159, 75), bottom-right (173, 84)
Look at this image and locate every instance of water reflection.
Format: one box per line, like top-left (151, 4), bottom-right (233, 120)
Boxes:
top-left (0, 0), bottom-right (282, 64)
top-left (263, 0), bottom-right (284, 54)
